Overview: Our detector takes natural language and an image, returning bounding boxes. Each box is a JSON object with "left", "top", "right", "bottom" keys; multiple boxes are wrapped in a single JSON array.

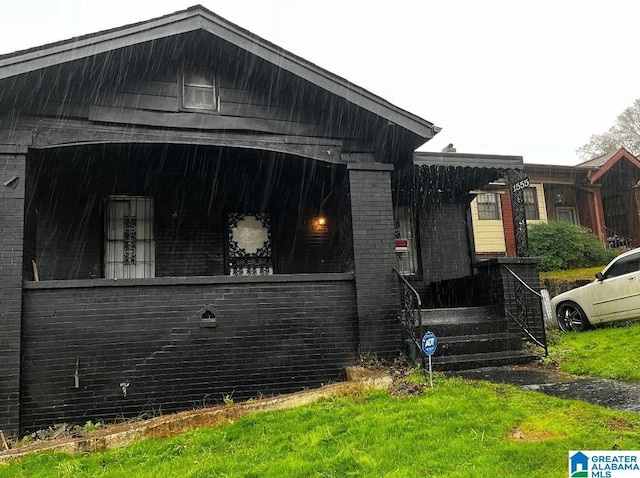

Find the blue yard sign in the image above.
[
  {"left": 421, "top": 331, "right": 438, "bottom": 356},
  {"left": 421, "top": 331, "right": 438, "bottom": 388}
]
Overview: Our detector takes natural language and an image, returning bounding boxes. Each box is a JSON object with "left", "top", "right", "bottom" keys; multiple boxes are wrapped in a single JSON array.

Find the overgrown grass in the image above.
[
  {"left": 539, "top": 266, "right": 603, "bottom": 282},
  {"left": 2, "top": 378, "right": 639, "bottom": 477},
  {"left": 546, "top": 322, "right": 640, "bottom": 381}
]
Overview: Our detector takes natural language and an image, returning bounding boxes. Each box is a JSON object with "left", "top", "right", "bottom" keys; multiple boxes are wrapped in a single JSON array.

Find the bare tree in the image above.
[{"left": 577, "top": 98, "right": 640, "bottom": 160}]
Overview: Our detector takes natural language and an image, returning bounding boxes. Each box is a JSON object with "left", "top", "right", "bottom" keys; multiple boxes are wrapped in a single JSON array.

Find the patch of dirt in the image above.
[
  {"left": 508, "top": 427, "right": 564, "bottom": 442},
  {"left": 606, "top": 417, "right": 636, "bottom": 431},
  {"left": 386, "top": 356, "right": 428, "bottom": 397},
  {"left": 0, "top": 369, "right": 392, "bottom": 462}
]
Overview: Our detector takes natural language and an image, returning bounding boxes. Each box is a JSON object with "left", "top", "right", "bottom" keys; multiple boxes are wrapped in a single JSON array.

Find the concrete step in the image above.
[
  {"left": 434, "top": 332, "right": 523, "bottom": 357},
  {"left": 421, "top": 306, "right": 497, "bottom": 323},
  {"left": 410, "top": 305, "right": 536, "bottom": 371},
  {"left": 421, "top": 306, "right": 507, "bottom": 336}
]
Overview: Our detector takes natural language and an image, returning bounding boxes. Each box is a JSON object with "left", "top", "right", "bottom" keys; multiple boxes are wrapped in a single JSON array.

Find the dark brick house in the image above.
[{"left": 0, "top": 6, "right": 541, "bottom": 436}]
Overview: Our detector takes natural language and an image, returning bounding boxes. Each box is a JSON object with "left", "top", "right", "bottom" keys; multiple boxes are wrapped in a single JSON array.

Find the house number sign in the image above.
[{"left": 511, "top": 176, "right": 530, "bottom": 193}]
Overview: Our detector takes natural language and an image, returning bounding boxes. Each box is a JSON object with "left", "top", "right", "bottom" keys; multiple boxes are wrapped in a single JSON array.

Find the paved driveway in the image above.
[{"left": 451, "top": 366, "right": 640, "bottom": 413}]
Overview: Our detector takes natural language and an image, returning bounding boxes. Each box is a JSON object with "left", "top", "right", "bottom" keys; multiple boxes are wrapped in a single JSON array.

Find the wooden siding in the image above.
[
  {"left": 527, "top": 182, "right": 548, "bottom": 225},
  {"left": 21, "top": 72, "right": 327, "bottom": 137},
  {"left": 470, "top": 197, "right": 506, "bottom": 254},
  {"left": 470, "top": 183, "right": 547, "bottom": 257}
]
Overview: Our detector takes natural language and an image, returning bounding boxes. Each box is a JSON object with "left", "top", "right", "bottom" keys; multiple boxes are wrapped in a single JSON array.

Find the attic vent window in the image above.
[{"left": 181, "top": 68, "right": 218, "bottom": 111}]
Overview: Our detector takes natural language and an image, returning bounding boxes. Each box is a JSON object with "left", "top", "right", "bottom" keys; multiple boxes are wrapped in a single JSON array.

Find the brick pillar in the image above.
[
  {"left": 0, "top": 146, "right": 27, "bottom": 437},
  {"left": 500, "top": 190, "right": 517, "bottom": 257},
  {"left": 347, "top": 163, "right": 401, "bottom": 358}
]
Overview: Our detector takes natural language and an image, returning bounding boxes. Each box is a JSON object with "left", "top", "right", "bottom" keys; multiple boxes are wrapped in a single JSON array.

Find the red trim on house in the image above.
[
  {"left": 587, "top": 186, "right": 606, "bottom": 245},
  {"left": 633, "top": 186, "right": 640, "bottom": 245},
  {"left": 500, "top": 191, "right": 517, "bottom": 257},
  {"left": 587, "top": 148, "right": 640, "bottom": 184}
]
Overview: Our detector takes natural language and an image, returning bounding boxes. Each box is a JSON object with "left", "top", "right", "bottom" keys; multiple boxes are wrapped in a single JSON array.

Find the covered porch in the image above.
[
  {"left": 392, "top": 151, "right": 546, "bottom": 370},
  {"left": 18, "top": 142, "right": 363, "bottom": 433}
]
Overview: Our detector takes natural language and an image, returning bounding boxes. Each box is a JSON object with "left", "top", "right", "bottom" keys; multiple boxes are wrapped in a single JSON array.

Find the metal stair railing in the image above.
[
  {"left": 392, "top": 268, "right": 425, "bottom": 364},
  {"left": 501, "top": 265, "right": 548, "bottom": 356}
]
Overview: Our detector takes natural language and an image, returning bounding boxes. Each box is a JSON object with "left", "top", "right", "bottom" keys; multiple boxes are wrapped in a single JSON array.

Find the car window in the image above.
[{"left": 604, "top": 252, "right": 640, "bottom": 279}]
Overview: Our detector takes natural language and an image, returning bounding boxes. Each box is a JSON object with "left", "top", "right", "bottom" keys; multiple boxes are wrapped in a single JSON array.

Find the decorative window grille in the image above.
[
  {"left": 523, "top": 187, "right": 540, "bottom": 220},
  {"left": 228, "top": 213, "right": 273, "bottom": 276},
  {"left": 182, "top": 68, "right": 218, "bottom": 111},
  {"left": 394, "top": 206, "right": 419, "bottom": 275},
  {"left": 105, "top": 196, "right": 155, "bottom": 279},
  {"left": 476, "top": 193, "right": 501, "bottom": 220}
]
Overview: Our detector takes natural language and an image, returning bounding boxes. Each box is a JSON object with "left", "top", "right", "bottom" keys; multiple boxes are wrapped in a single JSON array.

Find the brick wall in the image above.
[
  {"left": 20, "top": 275, "right": 356, "bottom": 433},
  {"left": 347, "top": 164, "right": 401, "bottom": 358},
  {"left": 0, "top": 149, "right": 26, "bottom": 437},
  {"left": 500, "top": 191, "right": 517, "bottom": 257},
  {"left": 418, "top": 198, "right": 473, "bottom": 282}
]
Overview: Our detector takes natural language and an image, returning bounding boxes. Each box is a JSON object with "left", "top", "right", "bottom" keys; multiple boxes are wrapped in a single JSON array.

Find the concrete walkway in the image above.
[{"left": 450, "top": 365, "right": 640, "bottom": 413}]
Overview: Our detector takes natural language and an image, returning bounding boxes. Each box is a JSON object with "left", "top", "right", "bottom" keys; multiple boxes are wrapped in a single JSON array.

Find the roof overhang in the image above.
[
  {"left": 0, "top": 5, "right": 439, "bottom": 142},
  {"left": 413, "top": 151, "right": 523, "bottom": 170},
  {"left": 411, "top": 152, "right": 523, "bottom": 198}
]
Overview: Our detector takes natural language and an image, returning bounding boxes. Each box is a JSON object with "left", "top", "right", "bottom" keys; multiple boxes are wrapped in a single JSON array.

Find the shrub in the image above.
[{"left": 528, "top": 221, "right": 618, "bottom": 271}]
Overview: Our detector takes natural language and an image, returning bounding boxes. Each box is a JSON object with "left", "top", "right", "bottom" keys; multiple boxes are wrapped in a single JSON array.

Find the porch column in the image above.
[
  {"left": 586, "top": 186, "right": 606, "bottom": 245},
  {"left": 347, "top": 163, "right": 401, "bottom": 358},
  {"left": 0, "top": 145, "right": 27, "bottom": 437},
  {"left": 631, "top": 184, "right": 640, "bottom": 246}
]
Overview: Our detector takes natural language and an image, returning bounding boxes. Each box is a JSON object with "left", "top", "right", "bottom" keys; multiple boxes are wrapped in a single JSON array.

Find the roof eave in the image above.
[{"left": 413, "top": 151, "right": 523, "bottom": 170}]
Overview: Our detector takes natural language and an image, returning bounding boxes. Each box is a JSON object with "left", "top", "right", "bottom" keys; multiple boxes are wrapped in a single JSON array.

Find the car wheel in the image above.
[{"left": 556, "top": 302, "right": 590, "bottom": 332}]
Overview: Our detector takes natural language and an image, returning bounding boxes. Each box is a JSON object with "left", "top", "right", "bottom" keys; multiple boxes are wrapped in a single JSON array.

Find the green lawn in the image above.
[
  {"left": 2, "top": 376, "right": 639, "bottom": 477},
  {"left": 546, "top": 321, "right": 640, "bottom": 381},
  {"left": 539, "top": 266, "right": 603, "bottom": 282}
]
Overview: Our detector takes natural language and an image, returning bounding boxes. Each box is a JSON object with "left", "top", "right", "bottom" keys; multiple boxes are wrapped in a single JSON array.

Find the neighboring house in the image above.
[
  {"left": 471, "top": 182, "right": 547, "bottom": 259},
  {"left": 0, "top": 6, "right": 543, "bottom": 436},
  {"left": 470, "top": 148, "right": 640, "bottom": 258}
]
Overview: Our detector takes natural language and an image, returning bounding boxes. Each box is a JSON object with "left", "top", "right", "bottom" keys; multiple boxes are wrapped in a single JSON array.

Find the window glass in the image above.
[
  {"left": 556, "top": 207, "right": 577, "bottom": 224},
  {"left": 523, "top": 187, "right": 540, "bottom": 220},
  {"left": 476, "top": 193, "right": 501, "bottom": 220},
  {"left": 182, "top": 69, "right": 217, "bottom": 110},
  {"left": 605, "top": 253, "right": 640, "bottom": 279}
]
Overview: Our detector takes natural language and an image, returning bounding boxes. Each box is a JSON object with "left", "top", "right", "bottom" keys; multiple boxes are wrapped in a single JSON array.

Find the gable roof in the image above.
[
  {"left": 583, "top": 148, "right": 640, "bottom": 184},
  {"left": 580, "top": 150, "right": 618, "bottom": 168},
  {"left": 0, "top": 5, "right": 439, "bottom": 143}
]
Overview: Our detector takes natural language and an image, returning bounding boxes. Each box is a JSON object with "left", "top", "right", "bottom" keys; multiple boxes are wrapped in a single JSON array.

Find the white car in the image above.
[{"left": 551, "top": 247, "right": 640, "bottom": 331}]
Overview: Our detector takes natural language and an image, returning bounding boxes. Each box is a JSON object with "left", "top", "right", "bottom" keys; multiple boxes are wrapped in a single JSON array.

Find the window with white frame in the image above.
[
  {"left": 556, "top": 206, "right": 577, "bottom": 224},
  {"left": 105, "top": 196, "right": 155, "bottom": 279},
  {"left": 181, "top": 67, "right": 218, "bottom": 111},
  {"left": 523, "top": 187, "right": 540, "bottom": 220},
  {"left": 476, "top": 193, "right": 501, "bottom": 220}
]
